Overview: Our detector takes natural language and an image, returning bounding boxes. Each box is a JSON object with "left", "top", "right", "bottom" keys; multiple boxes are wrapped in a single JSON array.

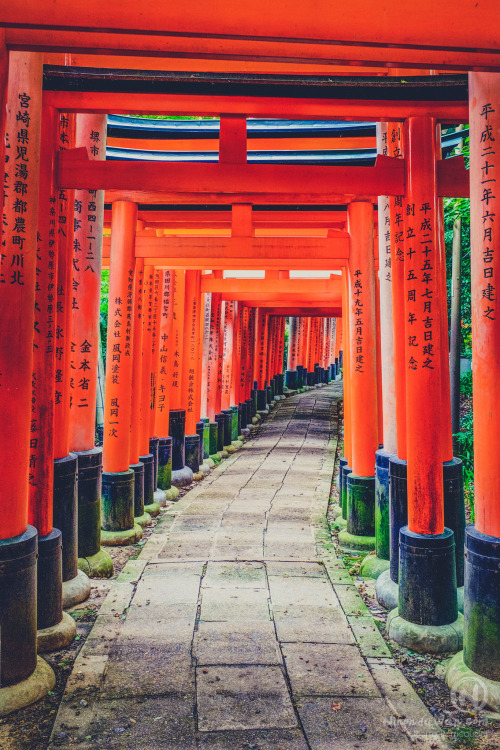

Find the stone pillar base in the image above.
[
  {"left": 387, "top": 608, "right": 464, "bottom": 654},
  {"left": 144, "top": 501, "right": 161, "bottom": 517},
  {"left": 100, "top": 524, "right": 143, "bottom": 547},
  {"left": 171, "top": 466, "right": 194, "bottom": 487},
  {"left": 37, "top": 611, "right": 76, "bottom": 653},
  {"left": 375, "top": 569, "right": 399, "bottom": 611},
  {"left": 0, "top": 657, "right": 55, "bottom": 718},
  {"left": 134, "top": 511, "right": 152, "bottom": 528},
  {"left": 154, "top": 488, "right": 167, "bottom": 506},
  {"left": 62, "top": 569, "right": 91, "bottom": 609},
  {"left": 446, "top": 651, "right": 500, "bottom": 713},
  {"left": 338, "top": 530, "right": 376, "bottom": 553},
  {"left": 360, "top": 554, "right": 390, "bottom": 580},
  {"left": 78, "top": 548, "right": 114, "bottom": 579},
  {"left": 165, "top": 487, "right": 180, "bottom": 502}
]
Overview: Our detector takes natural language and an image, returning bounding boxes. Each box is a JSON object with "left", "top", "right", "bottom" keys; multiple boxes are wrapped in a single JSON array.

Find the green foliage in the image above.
[
  {"left": 444, "top": 195, "right": 471, "bottom": 357},
  {"left": 460, "top": 369, "right": 473, "bottom": 399},
  {"left": 100, "top": 269, "right": 109, "bottom": 366},
  {"left": 454, "top": 410, "right": 474, "bottom": 520}
]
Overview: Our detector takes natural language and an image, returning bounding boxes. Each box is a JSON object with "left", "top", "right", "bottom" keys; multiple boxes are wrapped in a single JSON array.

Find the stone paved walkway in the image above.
[{"left": 49, "top": 385, "right": 447, "bottom": 749}]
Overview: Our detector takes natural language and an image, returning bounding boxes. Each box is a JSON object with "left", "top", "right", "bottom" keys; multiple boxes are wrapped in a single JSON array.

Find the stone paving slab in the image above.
[
  {"left": 282, "top": 643, "right": 380, "bottom": 697},
  {"left": 196, "top": 665, "right": 297, "bottom": 731},
  {"left": 49, "top": 385, "right": 448, "bottom": 750},
  {"left": 194, "top": 621, "right": 281, "bottom": 665}
]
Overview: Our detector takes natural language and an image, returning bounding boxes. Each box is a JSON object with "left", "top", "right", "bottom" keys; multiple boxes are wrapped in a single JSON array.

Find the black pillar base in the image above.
[
  {"left": 37, "top": 529, "right": 63, "bottom": 631},
  {"left": 101, "top": 469, "right": 135, "bottom": 532},
  {"left": 222, "top": 409, "right": 233, "bottom": 446},
  {"left": 169, "top": 409, "right": 186, "bottom": 471},
  {"left": 285, "top": 370, "right": 298, "bottom": 389},
  {"left": 389, "top": 456, "right": 408, "bottom": 584},
  {"left": 149, "top": 437, "right": 159, "bottom": 490},
  {"left": 307, "top": 372, "right": 314, "bottom": 386},
  {"left": 296, "top": 365, "right": 304, "bottom": 388},
  {"left": 399, "top": 526, "right": 458, "bottom": 626},
  {"left": 140, "top": 453, "right": 155, "bottom": 507},
  {"left": 53, "top": 453, "right": 78, "bottom": 583},
  {"left": 256, "top": 389, "right": 267, "bottom": 411},
  {"left": 0, "top": 526, "right": 38, "bottom": 686},
  {"left": 444, "top": 457, "right": 466, "bottom": 588},
  {"left": 185, "top": 434, "right": 200, "bottom": 473},
  {"left": 215, "top": 413, "right": 225, "bottom": 452},
  {"left": 157, "top": 436, "right": 173, "bottom": 490},
  {"left": 266, "top": 385, "right": 272, "bottom": 404},
  {"left": 245, "top": 398, "right": 254, "bottom": 426},
  {"left": 76, "top": 447, "right": 102, "bottom": 560},
  {"left": 463, "top": 525, "right": 500, "bottom": 681},
  {"left": 251, "top": 389, "right": 258, "bottom": 416},
  {"left": 196, "top": 421, "right": 205, "bottom": 465},
  {"left": 131, "top": 462, "right": 145, "bottom": 518},
  {"left": 276, "top": 373, "right": 284, "bottom": 395}
]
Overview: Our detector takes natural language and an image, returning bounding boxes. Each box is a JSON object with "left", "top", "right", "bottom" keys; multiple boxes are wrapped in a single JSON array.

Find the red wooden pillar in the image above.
[
  {"left": 155, "top": 270, "right": 174, "bottom": 490},
  {"left": 28, "top": 105, "right": 75, "bottom": 647},
  {"left": 231, "top": 300, "right": 241, "bottom": 407},
  {"left": 0, "top": 50, "right": 47, "bottom": 694},
  {"left": 254, "top": 308, "right": 268, "bottom": 410},
  {"left": 339, "top": 202, "right": 378, "bottom": 550},
  {"left": 138, "top": 263, "right": 161, "bottom": 513},
  {"left": 68, "top": 113, "right": 111, "bottom": 580},
  {"left": 183, "top": 269, "right": 202, "bottom": 435},
  {"left": 170, "top": 270, "right": 185, "bottom": 410},
  {"left": 389, "top": 124, "right": 407, "bottom": 461},
  {"left": 386, "top": 116, "right": 459, "bottom": 641},
  {"left": 129, "top": 256, "right": 152, "bottom": 526},
  {"left": 182, "top": 270, "right": 203, "bottom": 476},
  {"left": 200, "top": 290, "right": 212, "bottom": 418},
  {"left": 221, "top": 300, "right": 235, "bottom": 411},
  {"left": 101, "top": 201, "right": 141, "bottom": 545},
  {"left": 207, "top": 286, "right": 222, "bottom": 421},
  {"left": 446, "top": 72, "right": 500, "bottom": 687}
]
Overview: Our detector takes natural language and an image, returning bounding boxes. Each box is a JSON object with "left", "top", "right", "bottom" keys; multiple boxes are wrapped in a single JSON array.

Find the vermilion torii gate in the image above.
[{"left": 1, "top": 7, "right": 500, "bottom": 715}]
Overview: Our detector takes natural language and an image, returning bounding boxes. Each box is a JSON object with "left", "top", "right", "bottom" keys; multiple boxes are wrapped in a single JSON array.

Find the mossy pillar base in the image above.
[
  {"left": 338, "top": 474, "right": 375, "bottom": 552},
  {"left": 196, "top": 421, "right": 205, "bottom": 465},
  {"left": 53, "top": 453, "right": 78, "bottom": 583},
  {"left": 0, "top": 527, "right": 38, "bottom": 687},
  {"left": 157, "top": 436, "right": 173, "bottom": 491},
  {"left": 389, "top": 456, "right": 407, "bottom": 584},
  {"left": 443, "top": 457, "right": 466, "bottom": 588},
  {"left": 462, "top": 526, "right": 500, "bottom": 682},
  {"left": 375, "top": 449, "right": 393, "bottom": 562},
  {"left": 230, "top": 405, "right": 239, "bottom": 441},
  {"left": 101, "top": 469, "right": 135, "bottom": 533},
  {"left": 201, "top": 418, "right": 210, "bottom": 459},
  {"left": 0, "top": 656, "right": 55, "bottom": 717},
  {"left": 338, "top": 456, "right": 347, "bottom": 510},
  {"left": 209, "top": 422, "right": 219, "bottom": 457},
  {"left": 341, "top": 464, "right": 352, "bottom": 523}
]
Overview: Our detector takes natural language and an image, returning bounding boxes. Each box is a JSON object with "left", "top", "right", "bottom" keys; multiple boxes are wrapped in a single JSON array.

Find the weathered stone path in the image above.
[{"left": 49, "top": 385, "right": 447, "bottom": 749}]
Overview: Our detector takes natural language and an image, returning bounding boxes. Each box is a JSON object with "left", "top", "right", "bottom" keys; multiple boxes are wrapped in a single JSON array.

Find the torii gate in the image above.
[{"left": 1, "top": 19, "right": 500, "bottom": 716}]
